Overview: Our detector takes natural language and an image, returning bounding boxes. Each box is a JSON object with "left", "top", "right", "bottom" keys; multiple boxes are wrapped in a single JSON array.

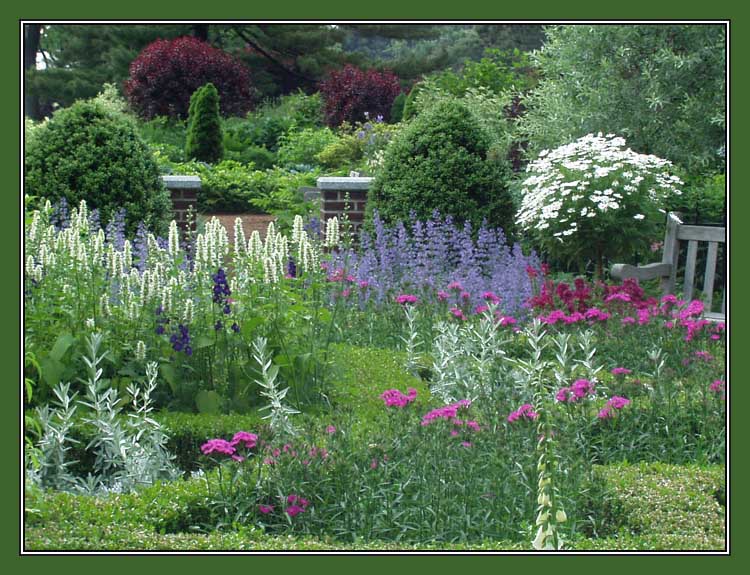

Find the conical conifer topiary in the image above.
[{"left": 185, "top": 83, "right": 224, "bottom": 163}]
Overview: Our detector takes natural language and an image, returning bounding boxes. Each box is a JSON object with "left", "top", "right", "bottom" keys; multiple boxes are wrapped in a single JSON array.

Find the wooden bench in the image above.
[{"left": 611, "top": 212, "right": 726, "bottom": 321}]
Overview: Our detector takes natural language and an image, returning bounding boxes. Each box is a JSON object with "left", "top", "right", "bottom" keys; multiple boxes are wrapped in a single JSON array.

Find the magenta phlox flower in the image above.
[
  {"left": 230, "top": 431, "right": 258, "bottom": 450},
  {"left": 381, "top": 387, "right": 418, "bottom": 408},
  {"left": 497, "top": 315, "right": 517, "bottom": 326},
  {"left": 201, "top": 438, "right": 237, "bottom": 457},
  {"left": 605, "top": 292, "right": 632, "bottom": 303},
  {"left": 437, "top": 290, "right": 450, "bottom": 301},
  {"left": 447, "top": 281, "right": 464, "bottom": 291},
  {"left": 326, "top": 425, "right": 337, "bottom": 434},
  {"left": 694, "top": 351, "right": 714, "bottom": 362},
  {"left": 621, "top": 316, "right": 636, "bottom": 326},
  {"left": 539, "top": 309, "right": 567, "bottom": 325},
  {"left": 507, "top": 403, "right": 539, "bottom": 423},
  {"left": 395, "top": 294, "right": 418, "bottom": 305},
  {"left": 286, "top": 505, "right": 305, "bottom": 517},
  {"left": 258, "top": 504, "right": 274, "bottom": 514},
  {"left": 421, "top": 399, "right": 472, "bottom": 425},
  {"left": 611, "top": 367, "right": 632, "bottom": 376},
  {"left": 564, "top": 311, "right": 585, "bottom": 324},
  {"left": 571, "top": 379, "right": 593, "bottom": 398},
  {"left": 678, "top": 300, "right": 705, "bottom": 320},
  {"left": 709, "top": 379, "right": 725, "bottom": 395},
  {"left": 637, "top": 308, "right": 651, "bottom": 325},
  {"left": 556, "top": 379, "right": 593, "bottom": 403},
  {"left": 482, "top": 291, "right": 501, "bottom": 304},
  {"left": 475, "top": 304, "right": 489, "bottom": 315},
  {"left": 284, "top": 494, "right": 310, "bottom": 516},
  {"left": 598, "top": 395, "right": 631, "bottom": 419},
  {"left": 450, "top": 307, "right": 467, "bottom": 321}
]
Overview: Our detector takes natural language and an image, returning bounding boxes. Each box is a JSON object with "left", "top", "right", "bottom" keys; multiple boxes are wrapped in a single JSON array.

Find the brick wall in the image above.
[
  {"left": 162, "top": 175, "right": 200, "bottom": 232},
  {"left": 317, "top": 177, "right": 373, "bottom": 233}
]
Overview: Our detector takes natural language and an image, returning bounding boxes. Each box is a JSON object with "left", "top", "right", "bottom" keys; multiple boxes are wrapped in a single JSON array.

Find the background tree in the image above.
[
  {"left": 185, "top": 83, "right": 224, "bottom": 163},
  {"left": 125, "top": 36, "right": 254, "bottom": 119},
  {"left": 25, "top": 24, "right": 547, "bottom": 118},
  {"left": 518, "top": 24, "right": 726, "bottom": 177}
]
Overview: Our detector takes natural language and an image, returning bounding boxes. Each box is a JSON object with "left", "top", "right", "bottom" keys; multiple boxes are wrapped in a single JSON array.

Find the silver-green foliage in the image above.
[
  {"left": 430, "top": 307, "right": 508, "bottom": 402},
  {"left": 519, "top": 24, "right": 726, "bottom": 174},
  {"left": 252, "top": 336, "right": 300, "bottom": 437},
  {"left": 31, "top": 333, "right": 179, "bottom": 494}
]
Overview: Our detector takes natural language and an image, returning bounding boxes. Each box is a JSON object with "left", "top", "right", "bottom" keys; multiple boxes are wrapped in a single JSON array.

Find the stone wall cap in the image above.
[
  {"left": 162, "top": 175, "right": 202, "bottom": 188},
  {"left": 317, "top": 177, "right": 373, "bottom": 190}
]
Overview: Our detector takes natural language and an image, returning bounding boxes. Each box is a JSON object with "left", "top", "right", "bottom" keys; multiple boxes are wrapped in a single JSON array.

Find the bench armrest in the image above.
[{"left": 610, "top": 262, "right": 673, "bottom": 282}]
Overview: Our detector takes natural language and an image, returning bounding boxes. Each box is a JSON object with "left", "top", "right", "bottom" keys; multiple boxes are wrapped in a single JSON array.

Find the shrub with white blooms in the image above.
[{"left": 517, "top": 133, "right": 683, "bottom": 275}]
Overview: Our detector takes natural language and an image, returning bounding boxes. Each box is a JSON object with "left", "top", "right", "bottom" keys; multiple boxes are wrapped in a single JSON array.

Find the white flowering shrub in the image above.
[{"left": 517, "top": 133, "right": 683, "bottom": 274}]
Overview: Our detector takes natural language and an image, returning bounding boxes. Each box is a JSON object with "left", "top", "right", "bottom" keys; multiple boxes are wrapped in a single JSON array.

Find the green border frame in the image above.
[{"left": 4, "top": 2, "right": 741, "bottom": 571}]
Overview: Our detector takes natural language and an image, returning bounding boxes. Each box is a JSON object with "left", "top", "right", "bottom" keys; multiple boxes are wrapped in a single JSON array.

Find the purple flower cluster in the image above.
[
  {"left": 611, "top": 367, "right": 632, "bottom": 376},
  {"left": 381, "top": 387, "right": 418, "bottom": 407},
  {"left": 285, "top": 494, "right": 310, "bottom": 517},
  {"left": 507, "top": 403, "right": 539, "bottom": 423},
  {"left": 104, "top": 208, "right": 127, "bottom": 250},
  {"left": 212, "top": 268, "right": 232, "bottom": 313},
  {"left": 200, "top": 431, "right": 259, "bottom": 462},
  {"left": 395, "top": 294, "right": 419, "bottom": 305},
  {"left": 598, "top": 396, "right": 631, "bottom": 419},
  {"left": 556, "top": 379, "right": 595, "bottom": 403},
  {"left": 170, "top": 324, "right": 192, "bottom": 356},
  {"left": 330, "top": 211, "right": 539, "bottom": 317},
  {"left": 421, "top": 399, "right": 472, "bottom": 426}
]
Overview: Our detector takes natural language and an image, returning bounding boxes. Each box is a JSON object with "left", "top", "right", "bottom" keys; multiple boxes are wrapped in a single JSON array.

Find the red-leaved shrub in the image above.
[
  {"left": 125, "top": 36, "right": 253, "bottom": 119},
  {"left": 319, "top": 65, "right": 401, "bottom": 126}
]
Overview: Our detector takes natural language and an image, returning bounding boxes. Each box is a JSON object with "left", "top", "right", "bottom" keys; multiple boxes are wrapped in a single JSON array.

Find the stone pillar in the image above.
[
  {"left": 162, "top": 175, "right": 201, "bottom": 232},
  {"left": 316, "top": 177, "right": 373, "bottom": 233}
]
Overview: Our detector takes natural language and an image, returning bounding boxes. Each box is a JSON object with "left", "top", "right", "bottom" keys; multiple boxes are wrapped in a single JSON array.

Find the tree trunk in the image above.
[
  {"left": 193, "top": 24, "right": 210, "bottom": 42},
  {"left": 24, "top": 24, "right": 42, "bottom": 119}
]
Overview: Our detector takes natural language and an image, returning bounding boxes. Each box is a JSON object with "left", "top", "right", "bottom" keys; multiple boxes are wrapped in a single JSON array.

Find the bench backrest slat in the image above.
[
  {"left": 683, "top": 240, "right": 699, "bottom": 301},
  {"left": 677, "top": 224, "right": 725, "bottom": 243},
  {"left": 703, "top": 241, "right": 719, "bottom": 311},
  {"left": 661, "top": 212, "right": 681, "bottom": 295}
]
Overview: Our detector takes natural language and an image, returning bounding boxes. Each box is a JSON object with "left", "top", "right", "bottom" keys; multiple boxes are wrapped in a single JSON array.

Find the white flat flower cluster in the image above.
[{"left": 517, "top": 133, "right": 683, "bottom": 243}]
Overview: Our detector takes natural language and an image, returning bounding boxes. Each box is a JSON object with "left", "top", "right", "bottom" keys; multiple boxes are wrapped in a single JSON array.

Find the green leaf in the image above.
[
  {"left": 49, "top": 333, "right": 75, "bottom": 362},
  {"left": 195, "top": 390, "right": 222, "bottom": 414},
  {"left": 193, "top": 336, "right": 215, "bottom": 350},
  {"left": 40, "top": 357, "right": 65, "bottom": 388},
  {"left": 160, "top": 363, "right": 177, "bottom": 395}
]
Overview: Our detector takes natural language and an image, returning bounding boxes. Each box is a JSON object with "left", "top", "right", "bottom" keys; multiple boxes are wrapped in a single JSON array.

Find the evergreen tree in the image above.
[{"left": 185, "top": 83, "right": 224, "bottom": 163}]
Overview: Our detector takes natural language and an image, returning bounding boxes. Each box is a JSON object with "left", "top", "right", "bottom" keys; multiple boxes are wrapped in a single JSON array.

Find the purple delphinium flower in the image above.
[{"left": 169, "top": 324, "right": 192, "bottom": 356}]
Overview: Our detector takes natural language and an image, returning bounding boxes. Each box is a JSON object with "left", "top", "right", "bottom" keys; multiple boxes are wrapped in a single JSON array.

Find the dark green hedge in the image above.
[{"left": 25, "top": 462, "right": 725, "bottom": 551}]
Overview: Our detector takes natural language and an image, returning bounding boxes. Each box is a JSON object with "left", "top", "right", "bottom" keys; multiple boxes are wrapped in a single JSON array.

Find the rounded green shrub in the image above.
[
  {"left": 389, "top": 92, "right": 406, "bottom": 124},
  {"left": 367, "top": 99, "right": 515, "bottom": 235},
  {"left": 25, "top": 100, "right": 172, "bottom": 235},
  {"left": 185, "top": 83, "right": 224, "bottom": 164}
]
